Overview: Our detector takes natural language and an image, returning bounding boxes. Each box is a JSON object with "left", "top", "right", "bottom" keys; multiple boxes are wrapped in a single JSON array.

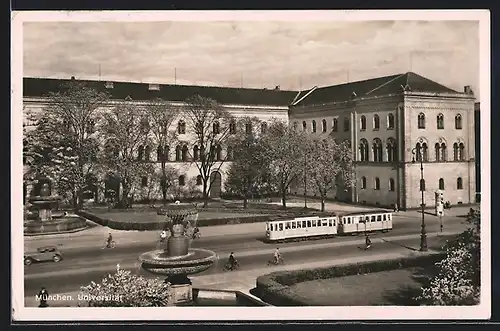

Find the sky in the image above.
[{"left": 23, "top": 20, "right": 480, "bottom": 96}]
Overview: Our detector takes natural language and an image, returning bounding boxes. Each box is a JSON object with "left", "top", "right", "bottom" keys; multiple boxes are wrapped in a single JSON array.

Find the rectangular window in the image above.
[
  {"left": 286, "top": 222, "right": 291, "bottom": 229},
  {"left": 279, "top": 223, "right": 283, "bottom": 231}
]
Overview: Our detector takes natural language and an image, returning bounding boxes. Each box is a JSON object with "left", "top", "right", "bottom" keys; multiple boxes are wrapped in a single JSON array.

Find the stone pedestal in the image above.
[{"left": 170, "top": 283, "right": 193, "bottom": 305}]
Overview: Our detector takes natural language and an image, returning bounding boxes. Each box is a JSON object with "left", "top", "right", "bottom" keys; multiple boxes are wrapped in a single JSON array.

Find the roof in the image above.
[
  {"left": 292, "top": 72, "right": 461, "bottom": 107},
  {"left": 23, "top": 77, "right": 299, "bottom": 107}
]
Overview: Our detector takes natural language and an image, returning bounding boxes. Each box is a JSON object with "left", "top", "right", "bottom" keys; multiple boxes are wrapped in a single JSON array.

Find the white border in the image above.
[{"left": 11, "top": 10, "right": 491, "bottom": 321}]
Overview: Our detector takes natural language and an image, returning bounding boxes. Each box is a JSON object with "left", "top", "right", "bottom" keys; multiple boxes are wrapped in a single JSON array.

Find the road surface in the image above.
[{"left": 24, "top": 218, "right": 466, "bottom": 295}]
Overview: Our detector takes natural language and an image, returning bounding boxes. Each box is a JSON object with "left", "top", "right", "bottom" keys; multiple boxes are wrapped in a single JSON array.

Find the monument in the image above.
[
  {"left": 25, "top": 182, "right": 88, "bottom": 234},
  {"left": 139, "top": 202, "right": 217, "bottom": 305}
]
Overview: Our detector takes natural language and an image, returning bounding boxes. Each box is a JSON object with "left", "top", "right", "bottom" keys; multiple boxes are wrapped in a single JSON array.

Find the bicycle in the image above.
[
  {"left": 267, "top": 256, "right": 284, "bottom": 266},
  {"left": 223, "top": 260, "right": 240, "bottom": 271},
  {"left": 102, "top": 240, "right": 116, "bottom": 249}
]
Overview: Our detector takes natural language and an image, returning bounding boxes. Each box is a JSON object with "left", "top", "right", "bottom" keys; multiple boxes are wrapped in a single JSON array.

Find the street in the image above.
[{"left": 23, "top": 212, "right": 469, "bottom": 298}]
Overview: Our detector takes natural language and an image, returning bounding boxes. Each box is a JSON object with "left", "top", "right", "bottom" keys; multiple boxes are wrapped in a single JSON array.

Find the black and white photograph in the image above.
[{"left": 11, "top": 10, "right": 490, "bottom": 321}]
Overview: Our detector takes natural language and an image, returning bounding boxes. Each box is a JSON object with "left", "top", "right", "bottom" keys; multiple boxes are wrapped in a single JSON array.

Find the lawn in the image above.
[{"left": 284, "top": 266, "right": 436, "bottom": 306}]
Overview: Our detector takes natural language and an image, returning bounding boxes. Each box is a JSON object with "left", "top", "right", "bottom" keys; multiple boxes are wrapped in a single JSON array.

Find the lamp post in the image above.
[{"left": 411, "top": 147, "right": 428, "bottom": 252}]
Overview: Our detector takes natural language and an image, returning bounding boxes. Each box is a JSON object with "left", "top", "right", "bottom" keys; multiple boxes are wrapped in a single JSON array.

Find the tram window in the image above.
[
  {"left": 297, "top": 221, "right": 301, "bottom": 228},
  {"left": 383, "top": 215, "right": 386, "bottom": 221},
  {"left": 311, "top": 220, "right": 316, "bottom": 227},
  {"left": 291, "top": 221, "right": 296, "bottom": 229},
  {"left": 323, "top": 220, "right": 328, "bottom": 226},
  {"left": 377, "top": 215, "right": 382, "bottom": 222},
  {"left": 365, "top": 217, "right": 369, "bottom": 223},
  {"left": 371, "top": 216, "right": 376, "bottom": 222},
  {"left": 278, "top": 223, "right": 283, "bottom": 231},
  {"left": 328, "top": 219, "right": 332, "bottom": 227},
  {"left": 307, "top": 221, "right": 311, "bottom": 227},
  {"left": 286, "top": 222, "right": 291, "bottom": 229},
  {"left": 303, "top": 221, "right": 307, "bottom": 228}
]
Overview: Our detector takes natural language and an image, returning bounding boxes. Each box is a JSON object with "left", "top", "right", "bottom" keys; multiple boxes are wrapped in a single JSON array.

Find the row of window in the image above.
[
  {"left": 417, "top": 113, "right": 463, "bottom": 130},
  {"left": 177, "top": 120, "right": 267, "bottom": 135},
  {"left": 418, "top": 178, "right": 464, "bottom": 191},
  {"left": 359, "top": 138, "right": 397, "bottom": 162},
  {"left": 414, "top": 142, "right": 467, "bottom": 162},
  {"left": 359, "top": 177, "right": 465, "bottom": 191},
  {"left": 141, "top": 174, "right": 203, "bottom": 187},
  {"left": 293, "top": 117, "right": 350, "bottom": 133},
  {"left": 137, "top": 144, "right": 232, "bottom": 162}
]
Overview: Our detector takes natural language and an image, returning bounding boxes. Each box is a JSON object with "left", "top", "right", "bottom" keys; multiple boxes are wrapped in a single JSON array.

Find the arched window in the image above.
[
  {"left": 312, "top": 120, "right": 317, "bottom": 133},
  {"left": 360, "top": 116, "right": 367, "bottom": 131},
  {"left": 213, "top": 121, "right": 220, "bottom": 134},
  {"left": 440, "top": 143, "right": 447, "bottom": 161},
  {"left": 389, "top": 178, "right": 395, "bottom": 191},
  {"left": 261, "top": 122, "right": 268, "bottom": 134},
  {"left": 177, "top": 120, "right": 186, "bottom": 134},
  {"left": 386, "top": 138, "right": 397, "bottom": 162},
  {"left": 457, "top": 177, "right": 463, "bottom": 190},
  {"left": 196, "top": 175, "right": 202, "bottom": 186},
  {"left": 178, "top": 175, "right": 185, "bottom": 186},
  {"left": 373, "top": 114, "right": 380, "bottom": 130},
  {"left": 374, "top": 177, "right": 380, "bottom": 190},
  {"left": 144, "top": 145, "right": 151, "bottom": 161},
  {"left": 455, "top": 114, "right": 462, "bottom": 130},
  {"left": 141, "top": 176, "right": 148, "bottom": 187},
  {"left": 157, "top": 145, "right": 163, "bottom": 162},
  {"left": 435, "top": 143, "right": 441, "bottom": 162},
  {"left": 387, "top": 113, "right": 395, "bottom": 129},
  {"left": 459, "top": 143, "right": 465, "bottom": 161},
  {"left": 215, "top": 145, "right": 222, "bottom": 161},
  {"left": 226, "top": 146, "right": 233, "bottom": 161},
  {"left": 453, "top": 143, "right": 459, "bottom": 161},
  {"left": 420, "top": 179, "right": 426, "bottom": 191},
  {"left": 359, "top": 139, "right": 369, "bottom": 161},
  {"left": 302, "top": 121, "right": 307, "bottom": 131},
  {"left": 137, "top": 146, "right": 144, "bottom": 161},
  {"left": 245, "top": 123, "right": 252, "bottom": 134},
  {"left": 193, "top": 145, "right": 199, "bottom": 161},
  {"left": 418, "top": 113, "right": 426, "bottom": 129},
  {"left": 229, "top": 120, "right": 237, "bottom": 134},
  {"left": 321, "top": 119, "right": 327, "bottom": 132},
  {"left": 181, "top": 145, "right": 188, "bottom": 161},
  {"left": 344, "top": 117, "right": 350, "bottom": 132},
  {"left": 415, "top": 143, "right": 422, "bottom": 162},
  {"left": 372, "top": 138, "right": 383, "bottom": 162},
  {"left": 332, "top": 118, "right": 338, "bottom": 132},
  {"left": 439, "top": 178, "right": 445, "bottom": 190},
  {"left": 361, "top": 176, "right": 367, "bottom": 189},
  {"left": 175, "top": 145, "right": 181, "bottom": 161},
  {"left": 437, "top": 114, "right": 444, "bottom": 129},
  {"left": 422, "top": 143, "right": 428, "bottom": 162}
]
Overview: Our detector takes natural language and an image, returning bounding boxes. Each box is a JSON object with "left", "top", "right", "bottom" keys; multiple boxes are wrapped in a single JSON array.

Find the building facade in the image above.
[
  {"left": 23, "top": 72, "right": 477, "bottom": 208},
  {"left": 288, "top": 72, "right": 476, "bottom": 209}
]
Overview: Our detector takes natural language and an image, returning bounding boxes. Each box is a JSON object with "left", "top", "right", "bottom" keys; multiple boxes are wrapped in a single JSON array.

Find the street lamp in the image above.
[{"left": 411, "top": 147, "right": 428, "bottom": 252}]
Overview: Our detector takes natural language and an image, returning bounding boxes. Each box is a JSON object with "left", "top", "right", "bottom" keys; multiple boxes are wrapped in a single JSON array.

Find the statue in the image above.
[{"left": 40, "top": 183, "right": 51, "bottom": 197}]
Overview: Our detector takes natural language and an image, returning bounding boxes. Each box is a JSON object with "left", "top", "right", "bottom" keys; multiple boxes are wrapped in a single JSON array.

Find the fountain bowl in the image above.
[{"left": 139, "top": 248, "right": 217, "bottom": 276}]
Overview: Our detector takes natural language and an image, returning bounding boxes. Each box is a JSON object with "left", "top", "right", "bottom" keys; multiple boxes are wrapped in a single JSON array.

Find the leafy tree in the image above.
[
  {"left": 143, "top": 98, "right": 179, "bottom": 205},
  {"left": 98, "top": 97, "right": 155, "bottom": 208},
  {"left": 224, "top": 117, "right": 267, "bottom": 208},
  {"left": 416, "top": 209, "right": 481, "bottom": 305},
  {"left": 304, "top": 137, "right": 355, "bottom": 211},
  {"left": 23, "top": 81, "right": 108, "bottom": 209},
  {"left": 182, "top": 95, "right": 234, "bottom": 207},
  {"left": 260, "top": 119, "right": 306, "bottom": 208},
  {"left": 79, "top": 265, "right": 172, "bottom": 307}
]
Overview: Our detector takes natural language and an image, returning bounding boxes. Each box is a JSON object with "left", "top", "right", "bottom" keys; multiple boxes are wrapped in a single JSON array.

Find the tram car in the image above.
[{"left": 265, "top": 210, "right": 393, "bottom": 242}]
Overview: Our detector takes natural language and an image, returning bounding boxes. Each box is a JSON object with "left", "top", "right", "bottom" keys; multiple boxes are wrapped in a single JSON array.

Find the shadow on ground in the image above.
[{"left": 382, "top": 265, "right": 437, "bottom": 305}]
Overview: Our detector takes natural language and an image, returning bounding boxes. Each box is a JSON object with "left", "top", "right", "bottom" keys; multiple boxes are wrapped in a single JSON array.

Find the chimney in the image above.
[
  {"left": 275, "top": 85, "right": 280, "bottom": 90},
  {"left": 464, "top": 85, "right": 473, "bottom": 95},
  {"left": 71, "top": 76, "right": 75, "bottom": 80}
]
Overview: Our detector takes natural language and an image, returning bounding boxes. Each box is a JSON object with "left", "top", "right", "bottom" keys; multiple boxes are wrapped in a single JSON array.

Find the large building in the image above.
[{"left": 22, "top": 72, "right": 477, "bottom": 209}]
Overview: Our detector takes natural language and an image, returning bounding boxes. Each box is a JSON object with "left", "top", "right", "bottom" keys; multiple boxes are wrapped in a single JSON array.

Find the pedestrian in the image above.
[
  {"left": 393, "top": 203, "right": 399, "bottom": 212},
  {"left": 38, "top": 287, "right": 49, "bottom": 308}
]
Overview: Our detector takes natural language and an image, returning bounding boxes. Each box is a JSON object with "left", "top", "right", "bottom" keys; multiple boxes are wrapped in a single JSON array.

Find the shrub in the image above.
[{"left": 78, "top": 265, "right": 172, "bottom": 307}]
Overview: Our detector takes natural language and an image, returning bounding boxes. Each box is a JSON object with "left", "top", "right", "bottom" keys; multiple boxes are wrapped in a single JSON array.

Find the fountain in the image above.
[
  {"left": 139, "top": 202, "right": 217, "bottom": 305},
  {"left": 24, "top": 182, "right": 88, "bottom": 234}
]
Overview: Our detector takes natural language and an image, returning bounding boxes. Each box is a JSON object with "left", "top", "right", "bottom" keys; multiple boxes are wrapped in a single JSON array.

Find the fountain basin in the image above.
[
  {"left": 139, "top": 248, "right": 217, "bottom": 276},
  {"left": 24, "top": 216, "right": 88, "bottom": 235}
]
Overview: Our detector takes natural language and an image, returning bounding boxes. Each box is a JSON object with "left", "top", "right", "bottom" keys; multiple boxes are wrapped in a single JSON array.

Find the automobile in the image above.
[{"left": 24, "top": 246, "right": 63, "bottom": 266}]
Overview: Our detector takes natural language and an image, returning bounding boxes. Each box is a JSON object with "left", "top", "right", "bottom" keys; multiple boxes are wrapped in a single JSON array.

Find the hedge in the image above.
[{"left": 255, "top": 252, "right": 446, "bottom": 306}]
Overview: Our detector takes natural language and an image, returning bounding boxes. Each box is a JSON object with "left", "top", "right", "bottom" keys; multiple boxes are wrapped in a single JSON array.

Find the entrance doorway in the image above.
[{"left": 209, "top": 171, "right": 222, "bottom": 198}]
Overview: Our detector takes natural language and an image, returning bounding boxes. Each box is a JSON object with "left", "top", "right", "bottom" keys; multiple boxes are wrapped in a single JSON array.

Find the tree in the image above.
[
  {"left": 304, "top": 137, "right": 355, "bottom": 212},
  {"left": 260, "top": 119, "right": 306, "bottom": 208},
  {"left": 98, "top": 97, "right": 154, "bottom": 208},
  {"left": 79, "top": 264, "right": 172, "bottom": 307},
  {"left": 182, "top": 95, "right": 234, "bottom": 207},
  {"left": 23, "top": 81, "right": 108, "bottom": 209},
  {"left": 224, "top": 117, "right": 267, "bottom": 208},
  {"left": 416, "top": 209, "right": 481, "bottom": 305},
  {"left": 143, "top": 98, "right": 179, "bottom": 205}
]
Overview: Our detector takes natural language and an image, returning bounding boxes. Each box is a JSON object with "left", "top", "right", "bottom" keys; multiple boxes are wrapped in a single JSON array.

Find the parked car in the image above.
[{"left": 24, "top": 246, "right": 63, "bottom": 266}]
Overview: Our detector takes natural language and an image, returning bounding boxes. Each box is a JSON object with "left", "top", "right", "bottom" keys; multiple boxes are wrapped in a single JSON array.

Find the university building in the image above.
[{"left": 23, "top": 72, "right": 477, "bottom": 209}]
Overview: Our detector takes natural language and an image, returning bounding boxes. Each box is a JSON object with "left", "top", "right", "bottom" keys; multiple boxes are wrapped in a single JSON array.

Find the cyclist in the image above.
[
  {"left": 227, "top": 252, "right": 238, "bottom": 270},
  {"left": 160, "top": 230, "right": 168, "bottom": 242},
  {"left": 192, "top": 227, "right": 200, "bottom": 239},
  {"left": 105, "top": 232, "right": 113, "bottom": 248},
  {"left": 273, "top": 248, "right": 282, "bottom": 264}
]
